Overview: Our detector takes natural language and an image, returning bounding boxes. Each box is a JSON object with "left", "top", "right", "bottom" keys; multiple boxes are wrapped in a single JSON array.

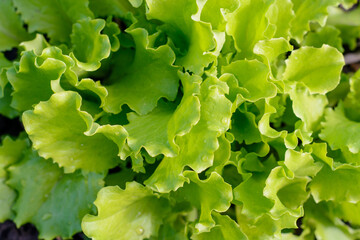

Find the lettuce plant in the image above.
[{"left": 0, "top": 0, "right": 360, "bottom": 239}]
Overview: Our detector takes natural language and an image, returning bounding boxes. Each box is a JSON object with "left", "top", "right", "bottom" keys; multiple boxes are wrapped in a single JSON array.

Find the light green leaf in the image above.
[
  {"left": 320, "top": 103, "right": 360, "bottom": 154},
  {"left": 225, "top": 0, "right": 274, "bottom": 57},
  {"left": 0, "top": 136, "right": 28, "bottom": 178},
  {"left": 344, "top": 70, "right": 360, "bottom": 122},
  {"left": 103, "top": 18, "right": 121, "bottom": 52},
  {"left": 174, "top": 171, "right": 233, "bottom": 232},
  {"left": 104, "top": 28, "right": 179, "bottom": 115},
  {"left": 254, "top": 38, "right": 293, "bottom": 64},
  {"left": 70, "top": 18, "right": 111, "bottom": 71},
  {"left": 264, "top": 166, "right": 309, "bottom": 224},
  {"left": 222, "top": 59, "right": 277, "bottom": 102},
  {"left": 6, "top": 47, "right": 69, "bottom": 111},
  {"left": 303, "top": 26, "right": 344, "bottom": 52},
  {"left": 125, "top": 101, "right": 177, "bottom": 157},
  {"left": 146, "top": 0, "right": 216, "bottom": 74},
  {"left": 289, "top": 84, "right": 328, "bottom": 132},
  {"left": 236, "top": 209, "right": 282, "bottom": 240},
  {"left": 82, "top": 182, "right": 171, "bottom": 240},
  {"left": 284, "top": 149, "right": 322, "bottom": 178},
  {"left": 192, "top": 212, "right": 248, "bottom": 240},
  {"left": 89, "top": 0, "right": 136, "bottom": 18},
  {"left": 283, "top": 45, "right": 344, "bottom": 94},
  {"left": 331, "top": 201, "right": 360, "bottom": 227},
  {"left": 73, "top": 78, "right": 108, "bottom": 109},
  {"left": 266, "top": 0, "right": 294, "bottom": 39},
  {"left": 0, "top": 0, "right": 32, "bottom": 51},
  {"left": 145, "top": 76, "right": 232, "bottom": 193},
  {"left": 22, "top": 91, "right": 128, "bottom": 173},
  {"left": 310, "top": 163, "right": 360, "bottom": 203},
  {"left": 304, "top": 142, "right": 333, "bottom": 167},
  {"left": 13, "top": 0, "right": 93, "bottom": 42},
  {"left": 234, "top": 171, "right": 274, "bottom": 219},
  {"left": 302, "top": 198, "right": 355, "bottom": 240},
  {"left": 200, "top": 0, "right": 240, "bottom": 31},
  {"left": 19, "top": 34, "right": 50, "bottom": 55},
  {"left": 124, "top": 72, "right": 201, "bottom": 158},
  {"left": 207, "top": 133, "right": 233, "bottom": 174},
  {"left": 290, "top": 0, "right": 340, "bottom": 41},
  {"left": 129, "top": 0, "right": 143, "bottom": 8},
  {"left": 258, "top": 97, "right": 301, "bottom": 149}
]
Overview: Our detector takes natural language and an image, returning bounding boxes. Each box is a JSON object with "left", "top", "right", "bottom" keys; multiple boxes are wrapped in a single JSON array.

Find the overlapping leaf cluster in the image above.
[{"left": 0, "top": 0, "right": 360, "bottom": 239}]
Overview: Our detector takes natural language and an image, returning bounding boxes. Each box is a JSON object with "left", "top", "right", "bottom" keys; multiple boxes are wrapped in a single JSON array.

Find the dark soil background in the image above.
[{"left": 0, "top": 221, "right": 88, "bottom": 240}]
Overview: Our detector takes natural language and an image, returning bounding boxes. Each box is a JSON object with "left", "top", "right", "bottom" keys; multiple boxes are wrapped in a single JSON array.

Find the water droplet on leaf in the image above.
[
  {"left": 221, "top": 117, "right": 229, "bottom": 125},
  {"left": 136, "top": 227, "right": 144, "bottom": 235}
]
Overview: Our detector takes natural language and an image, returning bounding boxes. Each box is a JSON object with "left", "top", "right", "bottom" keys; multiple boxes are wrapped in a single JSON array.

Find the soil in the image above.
[{"left": 0, "top": 220, "right": 88, "bottom": 240}]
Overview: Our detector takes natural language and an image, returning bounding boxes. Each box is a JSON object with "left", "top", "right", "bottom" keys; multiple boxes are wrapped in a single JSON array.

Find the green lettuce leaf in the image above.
[
  {"left": 288, "top": 84, "right": 328, "bottom": 132},
  {"left": 7, "top": 149, "right": 62, "bottom": 226},
  {"left": 22, "top": 91, "right": 128, "bottom": 173},
  {"left": 253, "top": 38, "right": 293, "bottom": 65},
  {"left": 301, "top": 198, "right": 356, "bottom": 240},
  {"left": 221, "top": 59, "right": 277, "bottom": 102},
  {"left": 7, "top": 148, "right": 103, "bottom": 239},
  {"left": 327, "top": 6, "right": 360, "bottom": 50},
  {"left": 0, "top": 0, "right": 32, "bottom": 51},
  {"left": 6, "top": 47, "right": 68, "bottom": 111},
  {"left": 124, "top": 72, "right": 201, "bottom": 158},
  {"left": 200, "top": 0, "right": 240, "bottom": 31},
  {"left": 0, "top": 80, "right": 19, "bottom": 118},
  {"left": 283, "top": 45, "right": 344, "bottom": 94},
  {"left": 82, "top": 182, "right": 171, "bottom": 240},
  {"left": 124, "top": 101, "right": 178, "bottom": 158},
  {"left": 303, "top": 26, "right": 344, "bottom": 52},
  {"left": 320, "top": 103, "right": 360, "bottom": 154},
  {"left": 145, "top": 0, "right": 216, "bottom": 74},
  {"left": 103, "top": 18, "right": 121, "bottom": 52},
  {"left": 70, "top": 18, "right": 111, "bottom": 71},
  {"left": 0, "top": 136, "right": 28, "bottom": 178},
  {"left": 88, "top": 0, "right": 136, "bottom": 18},
  {"left": 225, "top": 0, "right": 274, "bottom": 58},
  {"left": 145, "top": 76, "right": 232, "bottom": 193},
  {"left": 104, "top": 28, "right": 179, "bottom": 115},
  {"left": 266, "top": 0, "right": 294, "bottom": 39},
  {"left": 13, "top": 0, "right": 93, "bottom": 42},
  {"left": 310, "top": 163, "right": 360, "bottom": 203},
  {"left": 0, "top": 179, "right": 15, "bottom": 222},
  {"left": 230, "top": 110, "right": 262, "bottom": 145},
  {"left": 0, "top": 136, "right": 28, "bottom": 221},
  {"left": 233, "top": 156, "right": 274, "bottom": 220},
  {"left": 192, "top": 212, "right": 247, "bottom": 240},
  {"left": 343, "top": 69, "right": 360, "bottom": 122},
  {"left": 19, "top": 34, "right": 50, "bottom": 55},
  {"left": 173, "top": 171, "right": 233, "bottom": 232},
  {"left": 290, "top": 0, "right": 340, "bottom": 41}
]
